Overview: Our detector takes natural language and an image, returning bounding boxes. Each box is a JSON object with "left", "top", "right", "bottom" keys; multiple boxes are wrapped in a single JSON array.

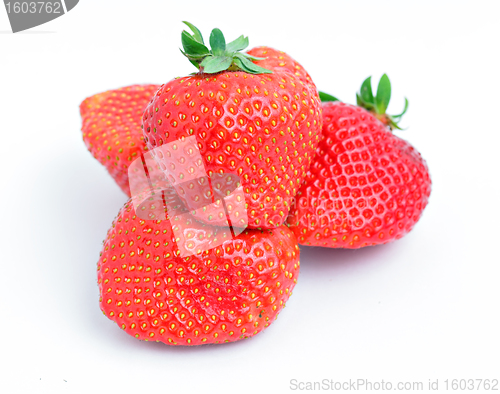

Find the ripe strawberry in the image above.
[
  {"left": 80, "top": 84, "right": 160, "bottom": 195},
  {"left": 142, "top": 23, "right": 322, "bottom": 229},
  {"left": 287, "top": 75, "right": 431, "bottom": 248},
  {"left": 97, "top": 200, "right": 300, "bottom": 346}
]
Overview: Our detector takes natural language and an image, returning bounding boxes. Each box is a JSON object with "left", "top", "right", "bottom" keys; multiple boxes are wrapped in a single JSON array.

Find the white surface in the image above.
[{"left": 1, "top": 1, "right": 499, "bottom": 393}]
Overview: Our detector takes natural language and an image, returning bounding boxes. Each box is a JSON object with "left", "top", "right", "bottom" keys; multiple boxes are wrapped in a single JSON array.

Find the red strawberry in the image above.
[
  {"left": 97, "top": 200, "right": 300, "bottom": 345},
  {"left": 142, "top": 23, "right": 322, "bottom": 230},
  {"left": 80, "top": 84, "right": 160, "bottom": 195},
  {"left": 287, "top": 75, "right": 431, "bottom": 248}
]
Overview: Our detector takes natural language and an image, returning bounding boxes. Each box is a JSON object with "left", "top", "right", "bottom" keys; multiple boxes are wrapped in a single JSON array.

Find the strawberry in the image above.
[
  {"left": 287, "top": 75, "right": 431, "bottom": 248},
  {"left": 80, "top": 84, "right": 160, "bottom": 195},
  {"left": 97, "top": 200, "right": 300, "bottom": 345},
  {"left": 142, "top": 22, "right": 322, "bottom": 229}
]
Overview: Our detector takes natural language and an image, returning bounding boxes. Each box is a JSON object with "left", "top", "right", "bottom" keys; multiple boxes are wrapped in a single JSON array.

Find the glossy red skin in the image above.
[
  {"left": 80, "top": 85, "right": 160, "bottom": 195},
  {"left": 142, "top": 47, "right": 322, "bottom": 229},
  {"left": 247, "top": 47, "right": 316, "bottom": 89},
  {"left": 287, "top": 102, "right": 431, "bottom": 248},
  {"left": 98, "top": 201, "right": 300, "bottom": 346}
]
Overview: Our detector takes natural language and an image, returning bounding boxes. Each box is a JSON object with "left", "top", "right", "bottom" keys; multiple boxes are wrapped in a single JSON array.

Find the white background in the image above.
[{"left": 1, "top": 1, "right": 499, "bottom": 393}]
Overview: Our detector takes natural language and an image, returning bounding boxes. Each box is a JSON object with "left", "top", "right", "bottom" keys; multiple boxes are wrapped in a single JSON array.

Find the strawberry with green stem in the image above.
[
  {"left": 142, "top": 22, "right": 322, "bottom": 230},
  {"left": 287, "top": 75, "right": 431, "bottom": 248}
]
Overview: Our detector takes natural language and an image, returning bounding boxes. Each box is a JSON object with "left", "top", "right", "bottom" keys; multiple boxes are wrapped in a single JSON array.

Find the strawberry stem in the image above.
[
  {"left": 180, "top": 22, "right": 272, "bottom": 75},
  {"left": 356, "top": 74, "right": 408, "bottom": 130}
]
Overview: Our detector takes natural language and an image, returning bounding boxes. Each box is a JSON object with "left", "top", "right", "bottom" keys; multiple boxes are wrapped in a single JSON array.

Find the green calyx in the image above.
[
  {"left": 180, "top": 21, "right": 272, "bottom": 75},
  {"left": 318, "top": 91, "right": 340, "bottom": 103},
  {"left": 356, "top": 74, "right": 408, "bottom": 130}
]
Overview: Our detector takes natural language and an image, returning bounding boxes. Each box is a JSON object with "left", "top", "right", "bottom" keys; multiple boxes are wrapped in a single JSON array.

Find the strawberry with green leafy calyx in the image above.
[
  {"left": 287, "top": 75, "right": 431, "bottom": 248},
  {"left": 143, "top": 22, "right": 323, "bottom": 230}
]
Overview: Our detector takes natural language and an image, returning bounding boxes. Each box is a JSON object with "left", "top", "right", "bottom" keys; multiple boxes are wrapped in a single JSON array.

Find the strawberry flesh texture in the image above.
[
  {"left": 80, "top": 85, "right": 160, "bottom": 196},
  {"left": 287, "top": 101, "right": 431, "bottom": 248},
  {"left": 142, "top": 50, "right": 322, "bottom": 229},
  {"left": 98, "top": 200, "right": 300, "bottom": 345}
]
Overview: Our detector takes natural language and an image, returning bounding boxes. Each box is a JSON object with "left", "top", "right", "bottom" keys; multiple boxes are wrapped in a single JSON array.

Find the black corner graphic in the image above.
[
  {"left": 3, "top": 0, "right": 79, "bottom": 33},
  {"left": 64, "top": 0, "right": 78, "bottom": 12}
]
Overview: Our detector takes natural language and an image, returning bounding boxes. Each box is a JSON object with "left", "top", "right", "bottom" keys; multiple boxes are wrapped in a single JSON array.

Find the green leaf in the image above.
[
  {"left": 390, "top": 121, "right": 404, "bottom": 131},
  {"left": 179, "top": 49, "right": 202, "bottom": 69},
  {"left": 392, "top": 97, "right": 409, "bottom": 119},
  {"left": 226, "top": 35, "right": 249, "bottom": 52},
  {"left": 318, "top": 91, "right": 340, "bottom": 102},
  {"left": 183, "top": 21, "right": 204, "bottom": 44},
  {"left": 232, "top": 57, "right": 247, "bottom": 72},
  {"left": 234, "top": 53, "right": 272, "bottom": 74},
  {"left": 201, "top": 56, "right": 233, "bottom": 74},
  {"left": 180, "top": 49, "right": 206, "bottom": 60},
  {"left": 187, "top": 58, "right": 200, "bottom": 69},
  {"left": 375, "top": 74, "right": 391, "bottom": 114},
  {"left": 240, "top": 53, "right": 266, "bottom": 61},
  {"left": 356, "top": 93, "right": 363, "bottom": 107},
  {"left": 356, "top": 93, "right": 374, "bottom": 110},
  {"left": 209, "top": 28, "right": 226, "bottom": 56},
  {"left": 360, "top": 76, "right": 374, "bottom": 104},
  {"left": 181, "top": 31, "right": 209, "bottom": 56}
]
